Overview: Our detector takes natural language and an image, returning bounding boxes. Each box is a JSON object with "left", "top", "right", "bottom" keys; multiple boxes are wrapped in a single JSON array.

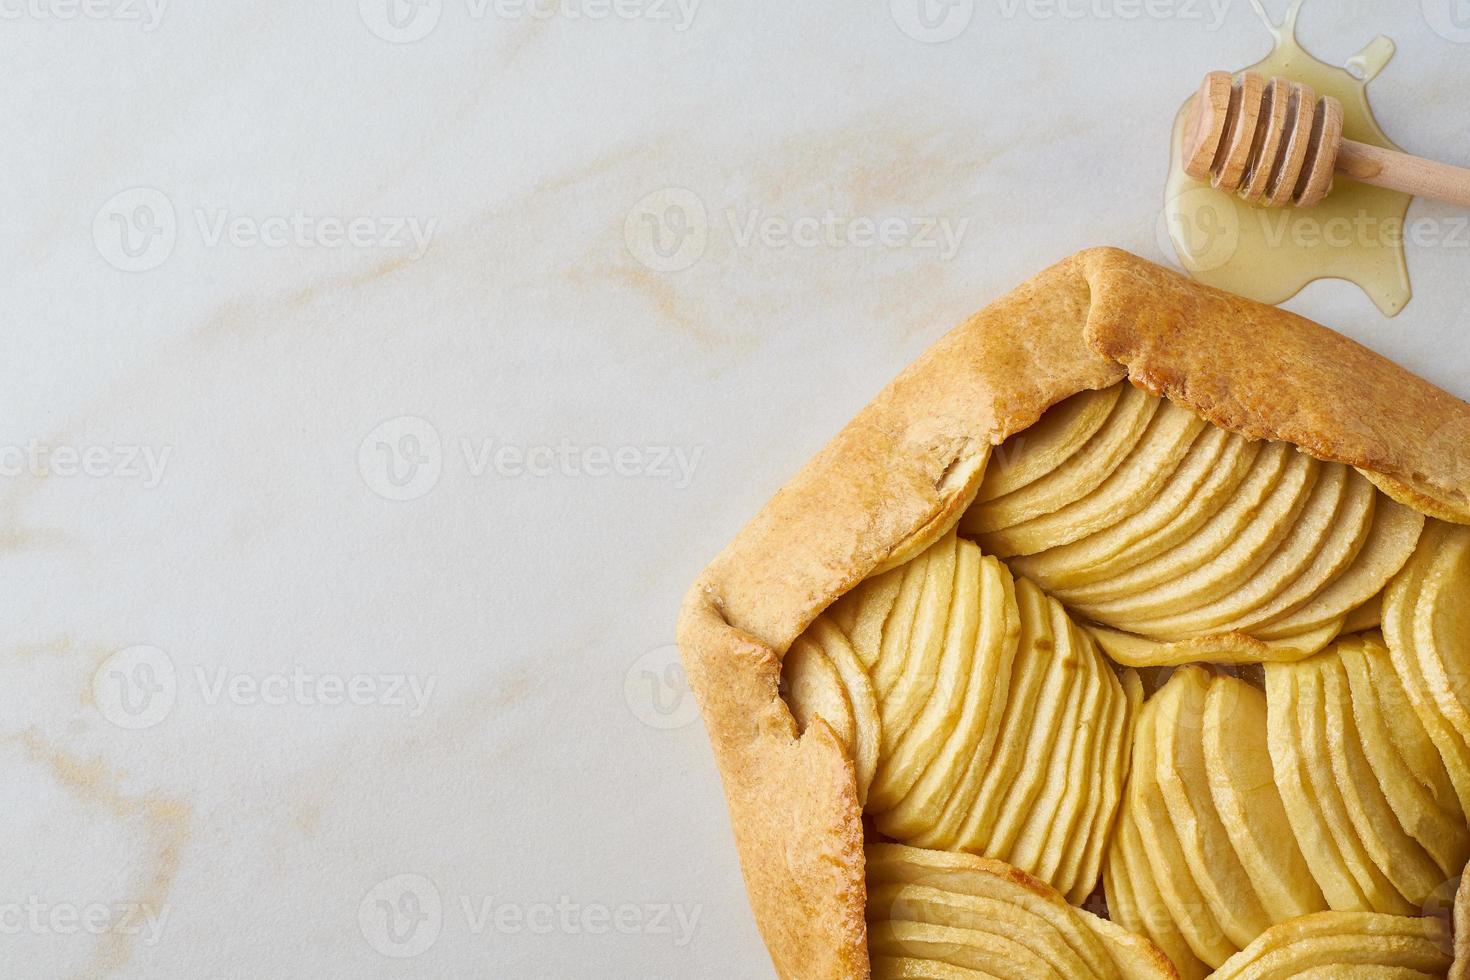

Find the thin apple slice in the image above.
[
  {"left": 1061, "top": 441, "right": 1293, "bottom": 609},
  {"left": 1339, "top": 633, "right": 1468, "bottom": 875},
  {"left": 880, "top": 550, "right": 1020, "bottom": 840},
  {"left": 781, "top": 634, "right": 856, "bottom": 752},
  {"left": 1080, "top": 450, "right": 1319, "bottom": 627},
  {"left": 945, "top": 579, "right": 1056, "bottom": 852},
  {"left": 1208, "top": 470, "right": 1375, "bottom": 636},
  {"left": 1128, "top": 463, "right": 1350, "bottom": 639},
  {"left": 1105, "top": 805, "right": 1212, "bottom": 980},
  {"left": 1088, "top": 619, "right": 1341, "bottom": 668},
  {"left": 806, "top": 617, "right": 882, "bottom": 805},
  {"left": 1066, "top": 668, "right": 1141, "bottom": 906},
  {"left": 865, "top": 846, "right": 1116, "bottom": 975},
  {"left": 1316, "top": 645, "right": 1443, "bottom": 907},
  {"left": 1207, "top": 911, "right": 1451, "bottom": 979},
  {"left": 868, "top": 883, "right": 1098, "bottom": 978},
  {"left": 963, "top": 384, "right": 1157, "bottom": 535},
  {"left": 1045, "top": 652, "right": 1125, "bottom": 900},
  {"left": 1008, "top": 614, "right": 1098, "bottom": 881},
  {"left": 985, "top": 595, "right": 1083, "bottom": 859},
  {"left": 870, "top": 956, "right": 998, "bottom": 980},
  {"left": 1340, "top": 592, "right": 1383, "bottom": 634},
  {"left": 1081, "top": 914, "right": 1182, "bottom": 980},
  {"left": 1383, "top": 522, "right": 1470, "bottom": 817},
  {"left": 872, "top": 536, "right": 980, "bottom": 816},
  {"left": 1128, "top": 686, "right": 1237, "bottom": 967},
  {"left": 1202, "top": 674, "right": 1326, "bottom": 924},
  {"left": 865, "top": 551, "right": 926, "bottom": 697},
  {"left": 1264, "top": 664, "right": 1368, "bottom": 911},
  {"left": 865, "top": 844, "right": 1173, "bottom": 979},
  {"left": 1029, "top": 429, "right": 1260, "bottom": 596},
  {"left": 1255, "top": 497, "right": 1423, "bottom": 640},
  {"left": 1279, "top": 657, "right": 1417, "bottom": 913},
  {"left": 873, "top": 532, "right": 957, "bottom": 766},
  {"left": 1411, "top": 522, "right": 1470, "bottom": 742},
  {"left": 829, "top": 558, "right": 903, "bottom": 668},
  {"left": 1154, "top": 667, "right": 1273, "bottom": 948},
  {"left": 974, "top": 385, "right": 1123, "bottom": 503},
  {"left": 977, "top": 400, "right": 1206, "bottom": 558},
  {"left": 867, "top": 920, "right": 1059, "bottom": 978}
]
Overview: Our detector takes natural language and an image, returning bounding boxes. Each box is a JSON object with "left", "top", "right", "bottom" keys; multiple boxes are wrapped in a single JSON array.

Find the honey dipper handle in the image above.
[{"left": 1336, "top": 139, "right": 1470, "bottom": 209}]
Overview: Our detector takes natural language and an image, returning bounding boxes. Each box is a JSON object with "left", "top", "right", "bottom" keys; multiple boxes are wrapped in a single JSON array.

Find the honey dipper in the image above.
[{"left": 1184, "top": 70, "right": 1470, "bottom": 209}]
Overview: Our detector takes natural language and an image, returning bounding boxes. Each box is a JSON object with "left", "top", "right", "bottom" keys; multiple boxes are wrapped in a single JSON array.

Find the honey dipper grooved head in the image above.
[{"left": 1183, "top": 70, "right": 1345, "bottom": 208}]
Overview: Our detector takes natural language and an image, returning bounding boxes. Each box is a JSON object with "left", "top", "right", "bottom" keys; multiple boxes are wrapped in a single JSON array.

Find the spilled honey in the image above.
[{"left": 1162, "top": 0, "right": 1412, "bottom": 315}]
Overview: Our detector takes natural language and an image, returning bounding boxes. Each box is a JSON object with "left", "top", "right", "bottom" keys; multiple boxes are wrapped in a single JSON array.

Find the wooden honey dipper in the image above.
[{"left": 1184, "top": 70, "right": 1470, "bottom": 209}]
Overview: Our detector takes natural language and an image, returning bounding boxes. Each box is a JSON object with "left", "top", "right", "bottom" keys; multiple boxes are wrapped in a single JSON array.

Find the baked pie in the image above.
[{"left": 677, "top": 248, "right": 1470, "bottom": 979}]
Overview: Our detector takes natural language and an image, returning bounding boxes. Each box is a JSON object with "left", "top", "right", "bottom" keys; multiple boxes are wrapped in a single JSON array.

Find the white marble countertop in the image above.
[{"left": 4, "top": 1, "right": 1468, "bottom": 977}]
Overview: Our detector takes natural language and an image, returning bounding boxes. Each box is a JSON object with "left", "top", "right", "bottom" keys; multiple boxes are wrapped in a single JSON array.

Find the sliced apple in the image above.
[
  {"left": 879, "top": 550, "right": 1020, "bottom": 840},
  {"left": 1265, "top": 663, "right": 1372, "bottom": 911},
  {"left": 1201, "top": 674, "right": 1326, "bottom": 924},
  {"left": 1127, "top": 462, "right": 1348, "bottom": 639},
  {"left": 781, "top": 631, "right": 855, "bottom": 754},
  {"left": 866, "top": 844, "right": 1174, "bottom": 979},
  {"left": 869, "top": 956, "right": 996, "bottom": 979},
  {"left": 984, "top": 595, "right": 1084, "bottom": 858},
  {"left": 871, "top": 535, "right": 979, "bottom": 814},
  {"left": 944, "top": 578, "right": 1057, "bottom": 852},
  {"left": 806, "top": 616, "right": 882, "bottom": 805},
  {"left": 1207, "top": 911, "right": 1451, "bottom": 979},
  {"left": 1079, "top": 450, "right": 1319, "bottom": 627},
  {"left": 1088, "top": 619, "right": 1341, "bottom": 668},
  {"left": 1022, "top": 428, "right": 1260, "bottom": 597},
  {"left": 872, "top": 532, "right": 957, "bottom": 766},
  {"left": 1339, "top": 633, "right": 1468, "bottom": 875},
  {"left": 1153, "top": 667, "right": 1272, "bottom": 947},
  {"left": 1382, "top": 521, "right": 1470, "bottom": 817},
  {"left": 867, "top": 920, "right": 1059, "bottom": 978},
  {"left": 974, "top": 384, "right": 1124, "bottom": 503},
  {"left": 1339, "top": 592, "right": 1383, "bottom": 634},
  {"left": 1255, "top": 496, "right": 1423, "bottom": 640},
  {"left": 867, "top": 845, "right": 1118, "bottom": 976},
  {"left": 1206, "top": 469, "right": 1375, "bottom": 636},
  {"left": 977, "top": 400, "right": 1206, "bottom": 558},
  {"left": 1314, "top": 645, "right": 1443, "bottom": 907},
  {"left": 963, "top": 383, "right": 1158, "bottom": 535},
  {"left": 868, "top": 883, "right": 1097, "bottom": 977},
  {"left": 1067, "top": 667, "right": 1142, "bottom": 906},
  {"left": 1080, "top": 914, "right": 1182, "bottom": 980},
  {"left": 1127, "top": 683, "right": 1237, "bottom": 967},
  {"left": 1104, "top": 805, "right": 1211, "bottom": 980},
  {"left": 1410, "top": 522, "right": 1470, "bottom": 740},
  {"left": 1008, "top": 614, "right": 1098, "bottom": 882},
  {"left": 1060, "top": 440, "right": 1293, "bottom": 609},
  {"left": 1043, "top": 651, "right": 1125, "bottom": 900}
]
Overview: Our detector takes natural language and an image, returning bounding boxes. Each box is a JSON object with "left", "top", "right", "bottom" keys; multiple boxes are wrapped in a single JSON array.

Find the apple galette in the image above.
[{"left": 677, "top": 248, "right": 1470, "bottom": 979}]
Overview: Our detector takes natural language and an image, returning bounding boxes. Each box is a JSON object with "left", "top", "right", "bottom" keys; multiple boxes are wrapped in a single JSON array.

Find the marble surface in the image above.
[{"left": 4, "top": 1, "right": 1468, "bottom": 977}]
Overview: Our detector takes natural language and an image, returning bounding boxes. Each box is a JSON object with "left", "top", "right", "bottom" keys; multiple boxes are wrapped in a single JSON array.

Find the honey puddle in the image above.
[{"left": 1162, "top": 0, "right": 1412, "bottom": 315}]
